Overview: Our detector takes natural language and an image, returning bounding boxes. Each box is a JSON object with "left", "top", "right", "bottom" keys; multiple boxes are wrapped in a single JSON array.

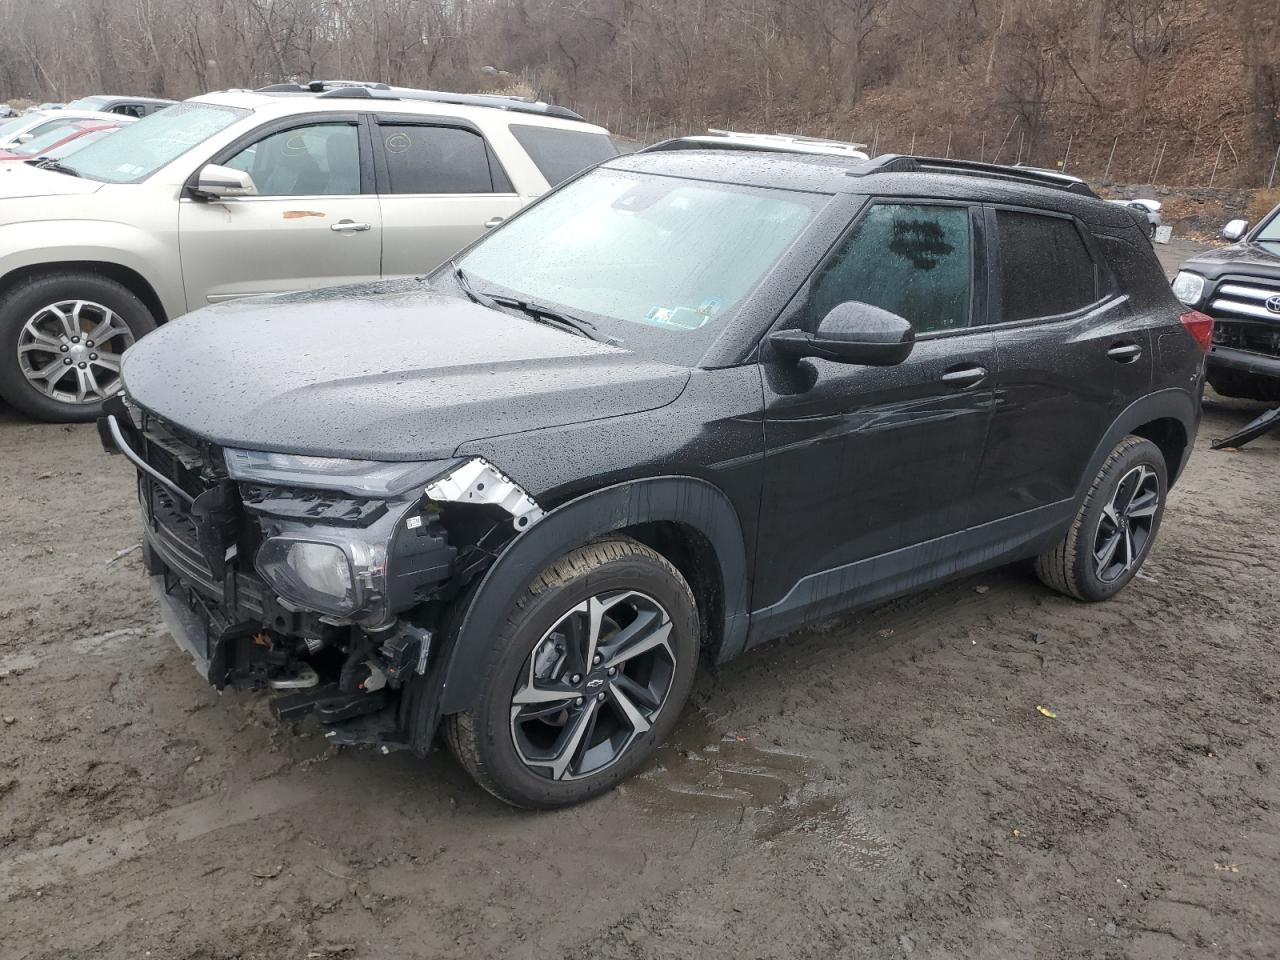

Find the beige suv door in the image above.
[
  {"left": 371, "top": 119, "right": 524, "bottom": 276},
  {"left": 178, "top": 117, "right": 381, "bottom": 309}
]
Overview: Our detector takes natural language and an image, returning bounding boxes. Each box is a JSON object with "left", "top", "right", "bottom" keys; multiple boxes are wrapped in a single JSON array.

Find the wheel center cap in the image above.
[{"left": 584, "top": 674, "right": 607, "bottom": 691}]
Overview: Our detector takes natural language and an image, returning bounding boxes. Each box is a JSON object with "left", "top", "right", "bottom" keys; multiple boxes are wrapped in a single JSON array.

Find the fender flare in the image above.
[
  {"left": 1073, "top": 387, "right": 1199, "bottom": 500},
  {"left": 436, "top": 475, "right": 750, "bottom": 715}
]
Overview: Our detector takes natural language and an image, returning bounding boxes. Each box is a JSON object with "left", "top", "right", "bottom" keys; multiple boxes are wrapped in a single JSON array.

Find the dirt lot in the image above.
[{"left": 2, "top": 241, "right": 1278, "bottom": 959}]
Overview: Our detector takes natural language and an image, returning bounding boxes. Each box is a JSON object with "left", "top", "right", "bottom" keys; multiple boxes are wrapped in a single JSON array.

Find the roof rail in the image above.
[
  {"left": 641, "top": 129, "right": 868, "bottom": 159},
  {"left": 252, "top": 80, "right": 586, "bottom": 123},
  {"left": 850, "top": 154, "right": 1096, "bottom": 197}
]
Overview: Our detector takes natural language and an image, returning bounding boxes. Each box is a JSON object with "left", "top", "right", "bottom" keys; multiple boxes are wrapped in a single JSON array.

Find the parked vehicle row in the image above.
[
  {"left": 99, "top": 143, "right": 1207, "bottom": 807},
  {"left": 0, "top": 80, "right": 618, "bottom": 421}
]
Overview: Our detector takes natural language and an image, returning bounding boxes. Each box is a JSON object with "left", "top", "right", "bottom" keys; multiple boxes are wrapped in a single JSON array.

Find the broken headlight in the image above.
[{"left": 255, "top": 536, "right": 384, "bottom": 619}]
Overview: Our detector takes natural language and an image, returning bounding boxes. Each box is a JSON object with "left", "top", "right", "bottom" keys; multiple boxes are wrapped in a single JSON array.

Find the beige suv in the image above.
[{"left": 0, "top": 82, "right": 616, "bottom": 421}]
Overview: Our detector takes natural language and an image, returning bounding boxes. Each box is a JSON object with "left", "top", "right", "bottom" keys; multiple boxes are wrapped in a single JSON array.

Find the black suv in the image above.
[
  {"left": 102, "top": 152, "right": 1209, "bottom": 808},
  {"left": 1174, "top": 204, "right": 1280, "bottom": 401}
]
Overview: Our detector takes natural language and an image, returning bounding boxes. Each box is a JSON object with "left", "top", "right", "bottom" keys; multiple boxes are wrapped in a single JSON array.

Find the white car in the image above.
[
  {"left": 1106, "top": 198, "right": 1162, "bottom": 238},
  {"left": 0, "top": 82, "right": 617, "bottom": 421}
]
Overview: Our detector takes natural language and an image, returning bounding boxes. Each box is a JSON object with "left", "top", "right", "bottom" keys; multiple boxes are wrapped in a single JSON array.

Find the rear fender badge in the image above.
[{"left": 424, "top": 458, "right": 545, "bottom": 532}]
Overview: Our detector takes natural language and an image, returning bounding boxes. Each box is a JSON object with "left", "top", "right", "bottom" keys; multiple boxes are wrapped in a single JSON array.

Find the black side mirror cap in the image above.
[{"left": 770, "top": 301, "right": 915, "bottom": 366}]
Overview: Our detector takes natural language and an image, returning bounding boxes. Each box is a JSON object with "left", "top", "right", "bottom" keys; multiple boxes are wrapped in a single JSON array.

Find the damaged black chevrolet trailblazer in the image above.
[{"left": 102, "top": 151, "right": 1209, "bottom": 808}]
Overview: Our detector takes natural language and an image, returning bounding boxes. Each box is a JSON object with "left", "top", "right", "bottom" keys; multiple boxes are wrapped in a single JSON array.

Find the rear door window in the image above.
[
  {"left": 376, "top": 123, "right": 511, "bottom": 194},
  {"left": 994, "top": 210, "right": 1098, "bottom": 322},
  {"left": 508, "top": 123, "right": 619, "bottom": 187},
  {"left": 808, "top": 202, "right": 974, "bottom": 333}
]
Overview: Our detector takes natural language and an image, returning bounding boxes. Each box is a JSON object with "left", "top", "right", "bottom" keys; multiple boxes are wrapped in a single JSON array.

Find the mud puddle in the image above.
[{"left": 621, "top": 709, "right": 894, "bottom": 869}]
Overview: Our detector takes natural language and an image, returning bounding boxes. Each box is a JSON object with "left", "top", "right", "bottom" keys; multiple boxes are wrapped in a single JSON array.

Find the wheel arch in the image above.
[
  {"left": 1075, "top": 388, "right": 1198, "bottom": 499},
  {"left": 0, "top": 260, "right": 169, "bottom": 325},
  {"left": 436, "top": 476, "right": 750, "bottom": 717}
]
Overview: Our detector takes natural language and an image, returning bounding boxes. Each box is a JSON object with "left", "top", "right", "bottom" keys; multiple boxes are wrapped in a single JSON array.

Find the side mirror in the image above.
[
  {"left": 770, "top": 301, "right": 915, "bottom": 366},
  {"left": 1222, "top": 219, "right": 1249, "bottom": 243},
  {"left": 193, "top": 163, "right": 258, "bottom": 199},
  {"left": 15, "top": 132, "right": 34, "bottom": 144}
]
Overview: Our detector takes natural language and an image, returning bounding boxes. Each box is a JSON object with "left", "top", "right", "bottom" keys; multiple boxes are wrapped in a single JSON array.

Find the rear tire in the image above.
[
  {"left": 1034, "top": 436, "right": 1167, "bottom": 602},
  {"left": 0, "top": 271, "right": 156, "bottom": 422},
  {"left": 444, "top": 537, "right": 699, "bottom": 809},
  {"left": 1206, "top": 367, "right": 1280, "bottom": 403}
]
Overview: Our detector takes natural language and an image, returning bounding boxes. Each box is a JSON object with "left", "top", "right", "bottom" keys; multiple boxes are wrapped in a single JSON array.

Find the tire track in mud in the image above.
[{"left": 0, "top": 772, "right": 318, "bottom": 901}]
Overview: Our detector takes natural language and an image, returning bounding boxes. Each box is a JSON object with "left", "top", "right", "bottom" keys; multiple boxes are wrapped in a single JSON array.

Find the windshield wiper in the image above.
[
  {"left": 30, "top": 158, "right": 81, "bottom": 178},
  {"left": 451, "top": 262, "right": 497, "bottom": 309},
  {"left": 452, "top": 261, "right": 609, "bottom": 344},
  {"left": 489, "top": 294, "right": 606, "bottom": 343}
]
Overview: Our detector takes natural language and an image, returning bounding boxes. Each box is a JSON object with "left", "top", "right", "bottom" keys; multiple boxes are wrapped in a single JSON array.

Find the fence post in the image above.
[
  {"left": 945, "top": 128, "right": 953, "bottom": 159},
  {"left": 1269, "top": 143, "right": 1280, "bottom": 189},
  {"left": 980, "top": 130, "right": 986, "bottom": 163},
  {"left": 1151, "top": 142, "right": 1167, "bottom": 185},
  {"left": 909, "top": 131, "right": 916, "bottom": 155},
  {"left": 1104, "top": 135, "right": 1118, "bottom": 180},
  {"left": 1062, "top": 134, "right": 1072, "bottom": 175},
  {"left": 1209, "top": 140, "right": 1224, "bottom": 187},
  {"left": 871, "top": 123, "right": 879, "bottom": 155}
]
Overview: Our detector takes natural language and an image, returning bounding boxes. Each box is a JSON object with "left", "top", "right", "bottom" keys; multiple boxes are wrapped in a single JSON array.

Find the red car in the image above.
[{"left": 0, "top": 117, "right": 132, "bottom": 162}]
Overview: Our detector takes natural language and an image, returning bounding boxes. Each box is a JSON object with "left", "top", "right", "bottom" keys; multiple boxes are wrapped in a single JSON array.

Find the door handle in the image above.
[
  {"left": 484, "top": 216, "right": 505, "bottom": 229},
  {"left": 330, "top": 220, "right": 372, "bottom": 233},
  {"left": 1107, "top": 342, "right": 1142, "bottom": 363},
  {"left": 940, "top": 364, "right": 988, "bottom": 389}
]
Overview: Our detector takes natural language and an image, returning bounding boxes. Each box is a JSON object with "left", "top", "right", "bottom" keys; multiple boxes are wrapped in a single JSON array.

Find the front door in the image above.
[
  {"left": 370, "top": 117, "right": 524, "bottom": 276},
  {"left": 178, "top": 117, "right": 382, "bottom": 310},
  {"left": 752, "top": 200, "right": 995, "bottom": 641}
]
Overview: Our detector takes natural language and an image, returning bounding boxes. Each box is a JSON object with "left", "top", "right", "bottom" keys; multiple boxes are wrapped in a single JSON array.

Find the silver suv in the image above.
[{"left": 0, "top": 82, "right": 616, "bottom": 422}]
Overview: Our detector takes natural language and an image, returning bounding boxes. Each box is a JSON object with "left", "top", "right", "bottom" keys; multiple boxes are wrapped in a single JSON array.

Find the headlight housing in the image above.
[
  {"left": 224, "top": 448, "right": 449, "bottom": 497},
  {"left": 255, "top": 536, "right": 386, "bottom": 618},
  {"left": 1171, "top": 271, "right": 1206, "bottom": 307}
]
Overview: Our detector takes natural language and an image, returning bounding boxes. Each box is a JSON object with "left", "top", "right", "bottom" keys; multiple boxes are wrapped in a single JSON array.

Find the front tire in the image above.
[
  {"left": 0, "top": 271, "right": 156, "bottom": 422},
  {"left": 444, "top": 537, "right": 699, "bottom": 809},
  {"left": 1034, "top": 436, "right": 1167, "bottom": 601}
]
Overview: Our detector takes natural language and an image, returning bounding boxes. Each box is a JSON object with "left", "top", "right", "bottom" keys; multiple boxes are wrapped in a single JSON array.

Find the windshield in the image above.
[
  {"left": 1256, "top": 209, "right": 1280, "bottom": 244},
  {"left": 47, "top": 127, "right": 116, "bottom": 158},
  {"left": 457, "top": 169, "right": 822, "bottom": 365},
  {"left": 64, "top": 101, "right": 248, "bottom": 183}
]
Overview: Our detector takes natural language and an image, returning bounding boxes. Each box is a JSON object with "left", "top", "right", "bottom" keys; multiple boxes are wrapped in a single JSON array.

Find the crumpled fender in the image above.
[{"left": 434, "top": 474, "right": 750, "bottom": 716}]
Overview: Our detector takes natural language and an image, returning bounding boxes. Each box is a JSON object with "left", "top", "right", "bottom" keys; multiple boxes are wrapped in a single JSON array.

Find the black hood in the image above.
[
  {"left": 1182, "top": 240, "right": 1280, "bottom": 283},
  {"left": 122, "top": 279, "right": 690, "bottom": 460}
]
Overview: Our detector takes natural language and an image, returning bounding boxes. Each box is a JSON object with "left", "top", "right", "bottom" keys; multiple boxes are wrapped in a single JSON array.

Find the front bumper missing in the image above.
[{"left": 151, "top": 572, "right": 214, "bottom": 681}]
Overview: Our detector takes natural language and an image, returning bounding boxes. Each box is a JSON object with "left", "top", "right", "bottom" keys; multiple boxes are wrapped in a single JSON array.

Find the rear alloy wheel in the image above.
[
  {"left": 1034, "top": 435, "right": 1168, "bottom": 601},
  {"left": 445, "top": 537, "right": 699, "bottom": 808},
  {"left": 0, "top": 272, "right": 156, "bottom": 422}
]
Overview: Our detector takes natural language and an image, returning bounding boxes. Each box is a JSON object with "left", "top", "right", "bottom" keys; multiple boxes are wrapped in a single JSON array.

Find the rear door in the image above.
[
  {"left": 370, "top": 115, "right": 523, "bottom": 276},
  {"left": 178, "top": 114, "right": 382, "bottom": 309},
  {"left": 970, "top": 205, "right": 1152, "bottom": 526}
]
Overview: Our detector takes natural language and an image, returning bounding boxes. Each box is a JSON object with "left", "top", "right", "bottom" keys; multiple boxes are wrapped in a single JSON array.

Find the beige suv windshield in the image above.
[{"left": 63, "top": 102, "right": 248, "bottom": 183}]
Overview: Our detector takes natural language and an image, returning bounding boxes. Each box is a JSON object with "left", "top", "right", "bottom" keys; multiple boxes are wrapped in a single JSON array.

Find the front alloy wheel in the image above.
[
  {"left": 0, "top": 271, "right": 156, "bottom": 422},
  {"left": 443, "top": 537, "right": 699, "bottom": 808},
  {"left": 510, "top": 590, "right": 676, "bottom": 781},
  {"left": 17, "top": 299, "right": 134, "bottom": 406}
]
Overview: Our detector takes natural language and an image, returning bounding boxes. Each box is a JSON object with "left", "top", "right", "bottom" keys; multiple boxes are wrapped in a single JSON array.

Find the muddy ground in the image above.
[{"left": 1, "top": 241, "right": 1278, "bottom": 959}]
